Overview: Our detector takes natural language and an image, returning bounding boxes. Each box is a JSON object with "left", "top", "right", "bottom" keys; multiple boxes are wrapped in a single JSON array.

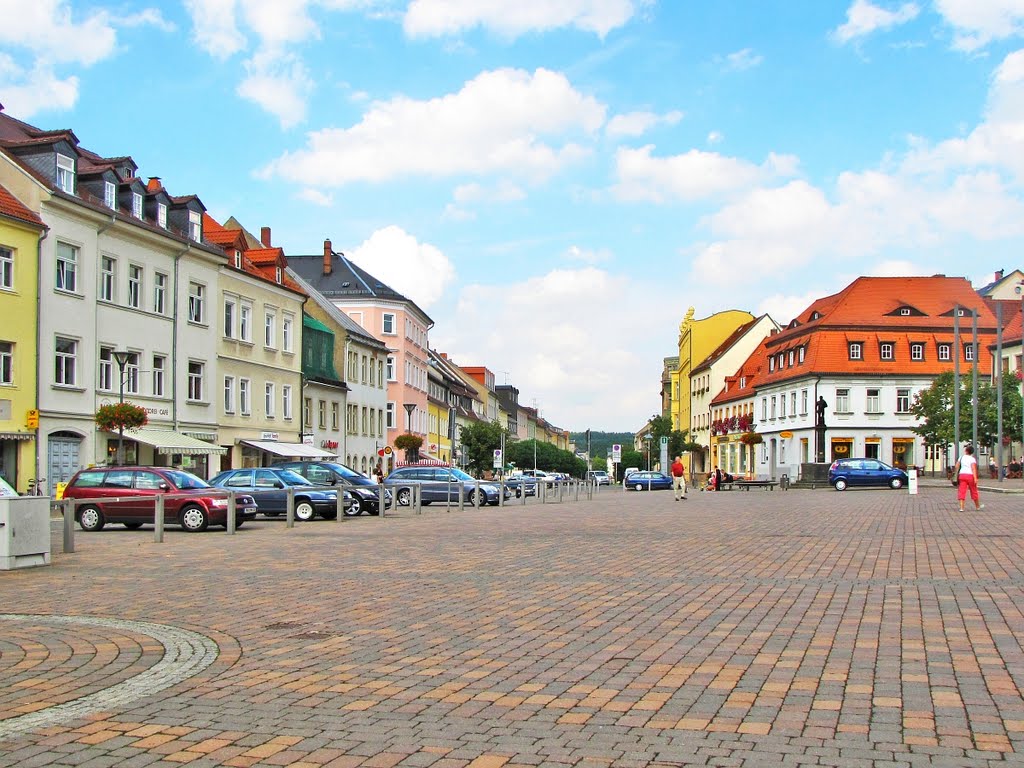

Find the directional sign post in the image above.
[{"left": 493, "top": 449, "right": 503, "bottom": 470}]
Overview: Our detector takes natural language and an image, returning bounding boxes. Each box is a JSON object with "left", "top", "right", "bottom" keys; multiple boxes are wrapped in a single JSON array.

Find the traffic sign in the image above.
[
  {"left": 493, "top": 449, "right": 503, "bottom": 469},
  {"left": 611, "top": 443, "right": 622, "bottom": 462},
  {"left": 660, "top": 436, "right": 669, "bottom": 447},
  {"left": 383, "top": 446, "right": 393, "bottom": 455}
]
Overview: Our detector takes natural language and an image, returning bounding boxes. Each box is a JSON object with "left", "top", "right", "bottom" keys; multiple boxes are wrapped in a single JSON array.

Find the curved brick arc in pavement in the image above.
[{"left": 0, "top": 614, "right": 218, "bottom": 741}]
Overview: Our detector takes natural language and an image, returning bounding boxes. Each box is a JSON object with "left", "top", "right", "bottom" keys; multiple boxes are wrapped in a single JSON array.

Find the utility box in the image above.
[{"left": 0, "top": 496, "right": 52, "bottom": 569}]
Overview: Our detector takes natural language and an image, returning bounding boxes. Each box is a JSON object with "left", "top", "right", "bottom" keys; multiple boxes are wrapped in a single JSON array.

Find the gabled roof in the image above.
[
  {"left": 711, "top": 337, "right": 770, "bottom": 406},
  {"left": 286, "top": 267, "right": 386, "bottom": 351},
  {"left": 0, "top": 183, "right": 44, "bottom": 228},
  {"left": 692, "top": 316, "right": 764, "bottom": 374},
  {"left": 206, "top": 213, "right": 304, "bottom": 295}
]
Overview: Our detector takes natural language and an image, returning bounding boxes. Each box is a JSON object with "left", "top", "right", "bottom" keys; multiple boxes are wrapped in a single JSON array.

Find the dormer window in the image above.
[
  {"left": 157, "top": 203, "right": 167, "bottom": 228},
  {"left": 233, "top": 251, "right": 242, "bottom": 269},
  {"left": 788, "top": 350, "right": 794, "bottom": 366},
  {"left": 900, "top": 308, "right": 911, "bottom": 316},
  {"left": 275, "top": 266, "right": 282, "bottom": 283},
  {"left": 188, "top": 210, "right": 202, "bottom": 242},
  {"left": 849, "top": 342, "right": 863, "bottom": 360},
  {"left": 56, "top": 153, "right": 75, "bottom": 193},
  {"left": 880, "top": 343, "right": 894, "bottom": 361},
  {"left": 938, "top": 343, "right": 951, "bottom": 361},
  {"left": 104, "top": 181, "right": 116, "bottom": 209},
  {"left": 739, "top": 376, "right": 747, "bottom": 389},
  {"left": 132, "top": 192, "right": 143, "bottom": 219},
  {"left": 810, "top": 311, "right": 821, "bottom": 320},
  {"left": 799, "top": 346, "right": 805, "bottom": 363},
  {"left": 769, "top": 357, "right": 775, "bottom": 372}
]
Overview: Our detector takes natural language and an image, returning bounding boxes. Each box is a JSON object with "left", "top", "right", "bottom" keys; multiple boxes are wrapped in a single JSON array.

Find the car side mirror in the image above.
[{"left": 159, "top": 482, "right": 170, "bottom": 491}]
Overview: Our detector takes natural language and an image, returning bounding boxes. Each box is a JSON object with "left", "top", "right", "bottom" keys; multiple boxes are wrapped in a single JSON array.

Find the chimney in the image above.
[
  {"left": 260, "top": 226, "right": 271, "bottom": 247},
  {"left": 323, "top": 239, "right": 332, "bottom": 276},
  {"left": 996, "top": 269, "right": 1004, "bottom": 281}
]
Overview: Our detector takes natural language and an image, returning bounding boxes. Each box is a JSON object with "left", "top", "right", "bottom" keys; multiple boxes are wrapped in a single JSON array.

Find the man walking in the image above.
[{"left": 670, "top": 455, "right": 687, "bottom": 501}]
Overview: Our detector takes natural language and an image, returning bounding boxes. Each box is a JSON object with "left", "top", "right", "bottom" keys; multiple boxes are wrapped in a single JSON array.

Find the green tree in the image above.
[
  {"left": 458, "top": 420, "right": 507, "bottom": 475},
  {"left": 505, "top": 439, "right": 587, "bottom": 477},
  {"left": 911, "top": 371, "right": 1023, "bottom": 452}
]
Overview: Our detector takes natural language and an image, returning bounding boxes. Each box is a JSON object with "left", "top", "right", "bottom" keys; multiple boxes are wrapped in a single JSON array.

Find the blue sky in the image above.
[{"left": 3, "top": 1, "right": 1024, "bottom": 432}]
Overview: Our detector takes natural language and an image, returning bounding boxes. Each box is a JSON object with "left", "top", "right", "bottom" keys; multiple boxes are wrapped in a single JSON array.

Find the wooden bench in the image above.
[{"left": 734, "top": 480, "right": 777, "bottom": 491}]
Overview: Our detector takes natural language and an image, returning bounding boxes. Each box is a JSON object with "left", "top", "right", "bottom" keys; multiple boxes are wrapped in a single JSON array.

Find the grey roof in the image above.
[
  {"left": 286, "top": 268, "right": 388, "bottom": 351},
  {"left": 288, "top": 250, "right": 433, "bottom": 326}
]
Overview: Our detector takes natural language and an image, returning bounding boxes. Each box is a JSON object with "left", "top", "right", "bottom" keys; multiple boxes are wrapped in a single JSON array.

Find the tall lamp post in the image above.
[
  {"left": 644, "top": 434, "right": 653, "bottom": 471},
  {"left": 112, "top": 350, "right": 132, "bottom": 465}
]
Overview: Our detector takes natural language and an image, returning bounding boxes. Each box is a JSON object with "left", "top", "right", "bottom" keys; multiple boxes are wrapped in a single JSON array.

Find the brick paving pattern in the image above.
[{"left": 0, "top": 483, "right": 1022, "bottom": 766}]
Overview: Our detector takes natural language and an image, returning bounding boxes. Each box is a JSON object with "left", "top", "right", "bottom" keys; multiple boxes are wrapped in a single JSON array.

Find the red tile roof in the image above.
[
  {"left": 711, "top": 337, "right": 770, "bottom": 406},
  {"left": 0, "top": 183, "right": 43, "bottom": 228}
]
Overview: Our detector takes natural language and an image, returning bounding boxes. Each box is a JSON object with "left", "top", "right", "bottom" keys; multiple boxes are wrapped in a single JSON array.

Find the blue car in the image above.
[
  {"left": 209, "top": 467, "right": 349, "bottom": 520},
  {"left": 626, "top": 471, "right": 673, "bottom": 491},
  {"left": 828, "top": 458, "right": 908, "bottom": 491}
]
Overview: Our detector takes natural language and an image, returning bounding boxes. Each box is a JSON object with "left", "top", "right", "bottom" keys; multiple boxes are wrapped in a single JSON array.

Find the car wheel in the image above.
[
  {"left": 78, "top": 506, "right": 105, "bottom": 532},
  {"left": 180, "top": 505, "right": 209, "bottom": 532},
  {"left": 890, "top": 477, "right": 903, "bottom": 489},
  {"left": 344, "top": 496, "right": 362, "bottom": 517},
  {"left": 466, "top": 490, "right": 480, "bottom": 507},
  {"left": 123, "top": 522, "right": 143, "bottom": 530},
  {"left": 515, "top": 488, "right": 522, "bottom": 498},
  {"left": 834, "top": 478, "right": 848, "bottom": 491},
  {"left": 396, "top": 487, "right": 411, "bottom": 506},
  {"left": 634, "top": 482, "right": 643, "bottom": 491},
  {"left": 294, "top": 500, "right": 316, "bottom": 521}
]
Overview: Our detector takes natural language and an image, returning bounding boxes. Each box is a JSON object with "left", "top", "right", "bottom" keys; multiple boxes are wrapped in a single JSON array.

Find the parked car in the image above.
[
  {"left": 626, "top": 471, "right": 673, "bottom": 491},
  {"left": 62, "top": 466, "right": 258, "bottom": 532},
  {"left": 209, "top": 467, "right": 349, "bottom": 520},
  {"left": 273, "top": 460, "right": 392, "bottom": 515},
  {"left": 501, "top": 475, "right": 538, "bottom": 497},
  {"left": 586, "top": 470, "right": 611, "bottom": 486},
  {"left": 828, "top": 458, "right": 908, "bottom": 491},
  {"left": 517, "top": 469, "right": 558, "bottom": 485},
  {"left": 623, "top": 467, "right": 640, "bottom": 480},
  {"left": 0, "top": 475, "right": 16, "bottom": 496},
  {"left": 385, "top": 466, "right": 511, "bottom": 506}
]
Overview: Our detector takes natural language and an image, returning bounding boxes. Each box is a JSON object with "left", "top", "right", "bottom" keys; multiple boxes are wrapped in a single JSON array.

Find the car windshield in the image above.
[
  {"left": 325, "top": 462, "right": 376, "bottom": 486},
  {"left": 0, "top": 475, "right": 16, "bottom": 496},
  {"left": 277, "top": 469, "right": 313, "bottom": 486},
  {"left": 449, "top": 468, "right": 475, "bottom": 482},
  {"left": 163, "top": 469, "right": 210, "bottom": 489}
]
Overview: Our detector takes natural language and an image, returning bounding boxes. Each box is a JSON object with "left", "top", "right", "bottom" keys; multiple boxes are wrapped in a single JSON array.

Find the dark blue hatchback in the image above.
[{"left": 828, "top": 459, "right": 908, "bottom": 491}]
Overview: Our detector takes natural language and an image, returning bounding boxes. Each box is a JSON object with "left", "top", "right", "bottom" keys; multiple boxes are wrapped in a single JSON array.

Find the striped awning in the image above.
[
  {"left": 107, "top": 427, "right": 227, "bottom": 455},
  {"left": 0, "top": 432, "right": 34, "bottom": 441}
]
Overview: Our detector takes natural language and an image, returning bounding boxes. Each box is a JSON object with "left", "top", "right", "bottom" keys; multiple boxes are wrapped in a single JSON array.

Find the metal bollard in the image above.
[
  {"left": 63, "top": 499, "right": 75, "bottom": 553},
  {"left": 226, "top": 491, "right": 236, "bottom": 535},
  {"left": 414, "top": 484, "right": 422, "bottom": 514},
  {"left": 286, "top": 486, "right": 295, "bottom": 528},
  {"left": 336, "top": 487, "right": 345, "bottom": 521},
  {"left": 474, "top": 479, "right": 481, "bottom": 508},
  {"left": 379, "top": 484, "right": 386, "bottom": 518},
  {"left": 458, "top": 483, "right": 464, "bottom": 511},
  {"left": 499, "top": 480, "right": 505, "bottom": 508},
  {"left": 154, "top": 493, "right": 165, "bottom": 543}
]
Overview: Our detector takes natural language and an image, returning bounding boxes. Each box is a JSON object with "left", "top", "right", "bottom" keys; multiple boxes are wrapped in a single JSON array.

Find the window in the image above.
[
  {"left": 866, "top": 388, "right": 880, "bottom": 413},
  {"left": 911, "top": 343, "right": 924, "bottom": 361},
  {"left": 771, "top": 396, "right": 777, "bottom": 419},
  {"left": 780, "top": 394, "right": 786, "bottom": 418},
  {"left": 897, "top": 388, "right": 911, "bottom": 413},
  {"left": 361, "top": 406, "right": 368, "bottom": 435},
  {"left": 154, "top": 273, "right": 167, "bottom": 315},
  {"left": 56, "top": 242, "right": 78, "bottom": 292},
  {"left": 788, "top": 350, "right": 794, "bottom": 366},
  {"left": 801, "top": 390, "right": 808, "bottom": 415},
  {"left": 761, "top": 398, "right": 767, "bottom": 421},
  {"left": 378, "top": 361, "right": 384, "bottom": 388},
  {"left": 361, "top": 355, "right": 368, "bottom": 384},
  {"left": 55, "top": 337, "right": 77, "bottom": 386},
  {"left": 132, "top": 192, "right": 143, "bottom": 219},
  {"left": 99, "top": 256, "right": 115, "bottom": 301},
  {"left": 880, "top": 343, "right": 893, "bottom": 361},
  {"left": 157, "top": 203, "right": 167, "bottom": 229},
  {"left": 836, "top": 388, "right": 850, "bottom": 413},
  {"left": 152, "top": 355, "right": 165, "bottom": 397},
  {"left": 0, "top": 246, "right": 11, "bottom": 290},
  {"left": 56, "top": 153, "right": 75, "bottom": 193},
  {"left": 318, "top": 400, "right": 326, "bottom": 429},
  {"left": 799, "top": 346, "right": 805, "bottom": 363},
  {"left": 224, "top": 299, "right": 235, "bottom": 338},
  {"left": 0, "top": 341, "right": 12, "bottom": 384},
  {"left": 938, "top": 344, "right": 951, "bottom": 361},
  {"left": 849, "top": 343, "right": 862, "bottom": 361},
  {"left": 790, "top": 392, "right": 797, "bottom": 415},
  {"left": 282, "top": 315, "right": 293, "bottom": 352},
  {"left": 187, "top": 361, "right": 204, "bottom": 401},
  {"left": 386, "top": 402, "right": 395, "bottom": 429},
  {"left": 383, "top": 313, "right": 396, "bottom": 335},
  {"left": 239, "top": 303, "right": 252, "bottom": 342},
  {"left": 223, "top": 376, "right": 235, "bottom": 413},
  {"left": 127, "top": 265, "right": 141, "bottom": 309},
  {"left": 304, "top": 397, "right": 312, "bottom": 428},
  {"left": 188, "top": 210, "right": 202, "bottom": 242},
  {"left": 331, "top": 402, "right": 339, "bottom": 430},
  {"left": 265, "top": 383, "right": 275, "bottom": 417},
  {"left": 125, "top": 352, "right": 139, "bottom": 394},
  {"left": 188, "top": 282, "right": 205, "bottom": 323},
  {"left": 900, "top": 308, "right": 911, "bottom": 316},
  {"left": 386, "top": 355, "right": 396, "bottom": 381},
  {"left": 964, "top": 343, "right": 975, "bottom": 362},
  {"left": 99, "top": 346, "right": 113, "bottom": 390},
  {"left": 239, "top": 378, "right": 251, "bottom": 415},
  {"left": 103, "top": 181, "right": 116, "bottom": 209},
  {"left": 769, "top": 357, "right": 775, "bottom": 372},
  {"left": 264, "top": 312, "right": 276, "bottom": 348},
  {"left": 282, "top": 385, "right": 292, "bottom": 419}
]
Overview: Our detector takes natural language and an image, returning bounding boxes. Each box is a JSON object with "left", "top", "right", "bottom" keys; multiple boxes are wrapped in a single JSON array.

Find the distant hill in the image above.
[{"left": 570, "top": 431, "right": 633, "bottom": 459}]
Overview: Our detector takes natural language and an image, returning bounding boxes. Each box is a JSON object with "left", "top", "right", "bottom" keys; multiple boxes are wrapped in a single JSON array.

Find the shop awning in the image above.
[
  {"left": 110, "top": 427, "right": 227, "bottom": 455},
  {"left": 0, "top": 432, "right": 34, "bottom": 440},
  {"left": 240, "top": 440, "right": 337, "bottom": 458}
]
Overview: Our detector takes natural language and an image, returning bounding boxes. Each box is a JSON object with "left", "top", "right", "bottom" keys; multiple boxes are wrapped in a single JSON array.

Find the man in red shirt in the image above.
[{"left": 670, "top": 456, "right": 687, "bottom": 501}]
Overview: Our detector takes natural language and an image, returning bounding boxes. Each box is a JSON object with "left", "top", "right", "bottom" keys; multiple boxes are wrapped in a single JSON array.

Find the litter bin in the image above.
[
  {"left": 780, "top": 473, "right": 790, "bottom": 491},
  {"left": 0, "top": 496, "right": 52, "bottom": 569}
]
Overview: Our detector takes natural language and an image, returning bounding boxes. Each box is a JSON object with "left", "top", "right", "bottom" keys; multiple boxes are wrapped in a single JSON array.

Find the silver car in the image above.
[{"left": 385, "top": 466, "right": 510, "bottom": 506}]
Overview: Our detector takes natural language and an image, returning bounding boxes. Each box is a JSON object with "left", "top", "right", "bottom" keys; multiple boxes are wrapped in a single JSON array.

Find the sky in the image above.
[{"left": 3, "top": 1, "right": 1024, "bottom": 432}]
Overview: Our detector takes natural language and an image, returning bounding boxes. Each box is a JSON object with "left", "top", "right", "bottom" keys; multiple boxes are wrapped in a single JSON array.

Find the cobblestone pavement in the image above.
[{"left": 1, "top": 484, "right": 1023, "bottom": 767}]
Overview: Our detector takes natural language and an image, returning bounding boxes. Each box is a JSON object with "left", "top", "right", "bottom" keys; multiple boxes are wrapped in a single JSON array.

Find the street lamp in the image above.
[
  {"left": 112, "top": 349, "right": 132, "bottom": 466},
  {"left": 644, "top": 433, "right": 653, "bottom": 471}
]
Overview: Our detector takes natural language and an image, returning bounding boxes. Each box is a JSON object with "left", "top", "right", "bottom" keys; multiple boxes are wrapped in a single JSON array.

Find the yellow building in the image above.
[
  {"left": 671, "top": 307, "right": 755, "bottom": 439},
  {"left": 0, "top": 184, "right": 45, "bottom": 492}
]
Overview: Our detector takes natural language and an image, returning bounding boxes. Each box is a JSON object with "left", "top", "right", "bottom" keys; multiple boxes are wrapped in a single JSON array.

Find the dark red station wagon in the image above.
[{"left": 63, "top": 466, "right": 258, "bottom": 532}]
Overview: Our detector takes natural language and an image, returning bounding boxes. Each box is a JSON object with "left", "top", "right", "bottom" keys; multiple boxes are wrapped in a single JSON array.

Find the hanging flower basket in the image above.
[
  {"left": 95, "top": 402, "right": 149, "bottom": 433},
  {"left": 739, "top": 432, "right": 763, "bottom": 446}
]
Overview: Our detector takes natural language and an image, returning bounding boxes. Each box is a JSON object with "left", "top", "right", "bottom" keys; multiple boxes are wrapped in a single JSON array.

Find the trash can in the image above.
[
  {"left": 0, "top": 496, "right": 52, "bottom": 569},
  {"left": 780, "top": 473, "right": 790, "bottom": 491}
]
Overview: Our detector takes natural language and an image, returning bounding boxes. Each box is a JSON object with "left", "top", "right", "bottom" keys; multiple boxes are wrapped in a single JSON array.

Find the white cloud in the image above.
[
  {"left": 707, "top": 130, "right": 724, "bottom": 144},
  {"left": 403, "top": 0, "right": 639, "bottom": 39},
  {"left": 0, "top": 55, "right": 79, "bottom": 116},
  {"left": 833, "top": 0, "right": 920, "bottom": 44},
  {"left": 262, "top": 68, "right": 605, "bottom": 185},
  {"left": 936, "top": 0, "right": 1024, "bottom": 51},
  {"left": 120, "top": 9, "right": 176, "bottom": 32},
  {"left": 183, "top": 0, "right": 246, "bottom": 57},
  {"left": 565, "top": 245, "right": 612, "bottom": 264},
  {"left": 434, "top": 266, "right": 678, "bottom": 430},
  {"left": 612, "top": 145, "right": 799, "bottom": 203},
  {"left": 297, "top": 188, "right": 334, "bottom": 206},
  {"left": 453, "top": 180, "right": 526, "bottom": 203},
  {"left": 347, "top": 225, "right": 456, "bottom": 309},
  {"left": 723, "top": 47, "right": 764, "bottom": 71},
  {"left": 605, "top": 109, "right": 683, "bottom": 138},
  {"left": 236, "top": 48, "right": 314, "bottom": 129}
]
